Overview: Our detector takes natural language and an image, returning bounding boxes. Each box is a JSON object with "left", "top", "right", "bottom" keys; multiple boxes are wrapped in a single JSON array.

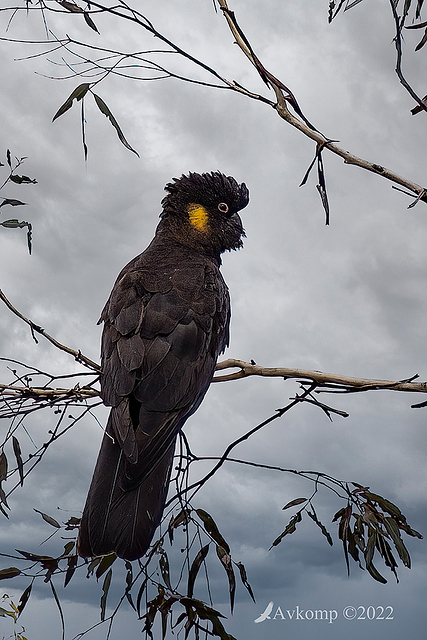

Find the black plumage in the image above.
[{"left": 77, "top": 171, "right": 249, "bottom": 561}]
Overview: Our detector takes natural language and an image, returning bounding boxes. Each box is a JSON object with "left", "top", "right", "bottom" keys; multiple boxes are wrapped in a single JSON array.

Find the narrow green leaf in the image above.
[
  {"left": 399, "top": 521, "right": 423, "bottom": 539},
  {"left": 181, "top": 598, "right": 231, "bottom": 640},
  {"left": 17, "top": 583, "right": 32, "bottom": 616},
  {"left": 306, "top": 509, "right": 333, "bottom": 546},
  {"left": 0, "top": 199, "right": 27, "bottom": 209},
  {"left": 344, "top": 0, "right": 365, "bottom": 10},
  {"left": 0, "top": 451, "right": 7, "bottom": 481},
  {"left": 0, "top": 485, "right": 9, "bottom": 511},
  {"left": 16, "top": 549, "right": 43, "bottom": 561},
  {"left": 1, "top": 219, "right": 20, "bottom": 228},
  {"left": 95, "top": 552, "right": 116, "bottom": 580},
  {"left": 124, "top": 561, "right": 136, "bottom": 611},
  {"left": 376, "top": 535, "right": 399, "bottom": 582},
  {"left": 282, "top": 497, "right": 307, "bottom": 510},
  {"left": 415, "top": 27, "right": 427, "bottom": 51},
  {"left": 86, "top": 556, "right": 101, "bottom": 577},
  {"left": 332, "top": 507, "right": 346, "bottom": 522},
  {"left": 61, "top": 541, "right": 75, "bottom": 557},
  {"left": 366, "top": 561, "right": 387, "bottom": 584},
  {"left": 403, "top": 0, "right": 412, "bottom": 18},
  {"left": 81, "top": 99, "right": 88, "bottom": 161},
  {"left": 64, "top": 554, "right": 78, "bottom": 588},
  {"left": 0, "top": 567, "right": 21, "bottom": 580},
  {"left": 93, "top": 93, "right": 139, "bottom": 156},
  {"left": 100, "top": 568, "right": 112, "bottom": 621},
  {"left": 329, "top": 0, "right": 346, "bottom": 22},
  {"left": 187, "top": 544, "right": 209, "bottom": 598},
  {"left": 168, "top": 509, "right": 191, "bottom": 544},
  {"left": 196, "top": 508, "right": 230, "bottom": 553},
  {"left": 346, "top": 527, "right": 360, "bottom": 564},
  {"left": 33, "top": 508, "right": 61, "bottom": 529},
  {"left": 26, "top": 222, "right": 32, "bottom": 255},
  {"left": 236, "top": 561, "right": 256, "bottom": 603},
  {"left": 353, "top": 515, "right": 365, "bottom": 551},
  {"left": 365, "top": 526, "right": 376, "bottom": 568},
  {"left": 216, "top": 546, "right": 235, "bottom": 612},
  {"left": 49, "top": 580, "right": 65, "bottom": 640},
  {"left": 83, "top": 11, "right": 99, "bottom": 33},
  {"left": 269, "top": 511, "right": 302, "bottom": 549},
  {"left": 9, "top": 174, "right": 37, "bottom": 184},
  {"left": 6, "top": 149, "right": 11, "bottom": 167},
  {"left": 364, "top": 491, "right": 402, "bottom": 518},
  {"left": 12, "top": 436, "right": 24, "bottom": 487},
  {"left": 383, "top": 517, "right": 411, "bottom": 568},
  {"left": 15, "top": 550, "right": 58, "bottom": 581},
  {"left": 136, "top": 575, "right": 149, "bottom": 618},
  {"left": 159, "top": 549, "right": 171, "bottom": 590},
  {"left": 60, "top": 0, "right": 83, "bottom": 13},
  {"left": 52, "top": 83, "right": 90, "bottom": 122}
]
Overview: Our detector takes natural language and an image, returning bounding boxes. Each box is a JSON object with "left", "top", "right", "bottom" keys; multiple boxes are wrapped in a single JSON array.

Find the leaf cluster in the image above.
[
  {"left": 0, "top": 506, "right": 255, "bottom": 640},
  {"left": 270, "top": 484, "right": 422, "bottom": 585},
  {"left": 329, "top": 0, "right": 425, "bottom": 23},
  {"left": 333, "top": 485, "right": 422, "bottom": 583},
  {"left": 0, "top": 150, "right": 35, "bottom": 253},
  {"left": 52, "top": 84, "right": 139, "bottom": 160}
]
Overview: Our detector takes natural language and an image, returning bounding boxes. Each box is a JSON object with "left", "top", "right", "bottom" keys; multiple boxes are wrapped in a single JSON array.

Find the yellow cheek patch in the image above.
[{"left": 188, "top": 203, "right": 209, "bottom": 232}]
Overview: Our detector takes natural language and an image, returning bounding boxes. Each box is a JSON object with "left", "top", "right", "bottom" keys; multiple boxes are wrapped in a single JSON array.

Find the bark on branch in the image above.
[
  {"left": 217, "top": 0, "right": 427, "bottom": 206},
  {"left": 214, "top": 358, "right": 427, "bottom": 395}
]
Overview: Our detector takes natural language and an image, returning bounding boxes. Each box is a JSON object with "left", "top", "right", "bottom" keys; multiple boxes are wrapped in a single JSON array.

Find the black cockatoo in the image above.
[{"left": 77, "top": 171, "right": 249, "bottom": 561}]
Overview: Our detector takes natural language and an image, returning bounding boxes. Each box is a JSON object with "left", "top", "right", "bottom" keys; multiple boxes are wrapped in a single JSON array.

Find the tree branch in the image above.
[
  {"left": 217, "top": 0, "right": 427, "bottom": 205},
  {"left": 214, "top": 358, "right": 427, "bottom": 395},
  {"left": 0, "top": 288, "right": 100, "bottom": 371},
  {"left": 2, "top": 1, "right": 427, "bottom": 205}
]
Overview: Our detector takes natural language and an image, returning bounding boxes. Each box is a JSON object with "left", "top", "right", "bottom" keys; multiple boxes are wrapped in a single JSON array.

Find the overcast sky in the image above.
[{"left": 1, "top": 1, "right": 426, "bottom": 639}]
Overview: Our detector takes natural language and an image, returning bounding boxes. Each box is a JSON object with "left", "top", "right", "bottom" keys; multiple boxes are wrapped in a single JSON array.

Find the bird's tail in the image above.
[{"left": 77, "top": 422, "right": 175, "bottom": 561}]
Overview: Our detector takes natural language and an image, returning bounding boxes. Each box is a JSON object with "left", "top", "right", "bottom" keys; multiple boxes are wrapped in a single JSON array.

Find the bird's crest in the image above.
[{"left": 161, "top": 171, "right": 249, "bottom": 216}]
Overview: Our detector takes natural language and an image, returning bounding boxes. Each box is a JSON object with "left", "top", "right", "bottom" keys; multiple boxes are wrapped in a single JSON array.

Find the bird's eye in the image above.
[{"left": 218, "top": 202, "right": 229, "bottom": 214}]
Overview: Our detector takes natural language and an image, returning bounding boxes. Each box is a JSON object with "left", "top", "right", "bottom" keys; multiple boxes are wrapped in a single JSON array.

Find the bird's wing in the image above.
[
  {"left": 78, "top": 253, "right": 230, "bottom": 559},
  {"left": 99, "top": 253, "right": 230, "bottom": 480}
]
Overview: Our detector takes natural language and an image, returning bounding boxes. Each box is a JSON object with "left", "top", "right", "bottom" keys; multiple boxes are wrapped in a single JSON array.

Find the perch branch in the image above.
[{"left": 214, "top": 358, "right": 427, "bottom": 394}]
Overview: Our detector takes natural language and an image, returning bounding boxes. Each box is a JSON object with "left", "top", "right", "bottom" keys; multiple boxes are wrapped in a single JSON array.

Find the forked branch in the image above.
[{"left": 1, "top": 1, "right": 426, "bottom": 210}]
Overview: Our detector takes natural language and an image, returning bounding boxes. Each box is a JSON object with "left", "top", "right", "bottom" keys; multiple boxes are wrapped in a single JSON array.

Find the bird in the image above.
[
  {"left": 77, "top": 171, "right": 249, "bottom": 561},
  {"left": 254, "top": 601, "right": 274, "bottom": 623}
]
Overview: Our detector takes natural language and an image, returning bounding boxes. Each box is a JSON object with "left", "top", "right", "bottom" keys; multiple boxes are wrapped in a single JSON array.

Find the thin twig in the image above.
[{"left": 0, "top": 288, "right": 100, "bottom": 371}]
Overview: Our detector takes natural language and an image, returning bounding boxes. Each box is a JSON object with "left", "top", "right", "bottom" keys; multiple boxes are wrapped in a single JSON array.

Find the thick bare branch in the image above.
[{"left": 214, "top": 358, "right": 427, "bottom": 394}]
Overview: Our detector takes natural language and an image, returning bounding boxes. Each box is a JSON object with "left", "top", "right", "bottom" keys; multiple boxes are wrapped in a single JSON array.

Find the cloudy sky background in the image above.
[{"left": 1, "top": 0, "right": 427, "bottom": 638}]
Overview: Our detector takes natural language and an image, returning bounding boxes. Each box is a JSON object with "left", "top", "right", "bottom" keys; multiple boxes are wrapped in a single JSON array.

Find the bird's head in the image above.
[{"left": 159, "top": 171, "right": 249, "bottom": 257}]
